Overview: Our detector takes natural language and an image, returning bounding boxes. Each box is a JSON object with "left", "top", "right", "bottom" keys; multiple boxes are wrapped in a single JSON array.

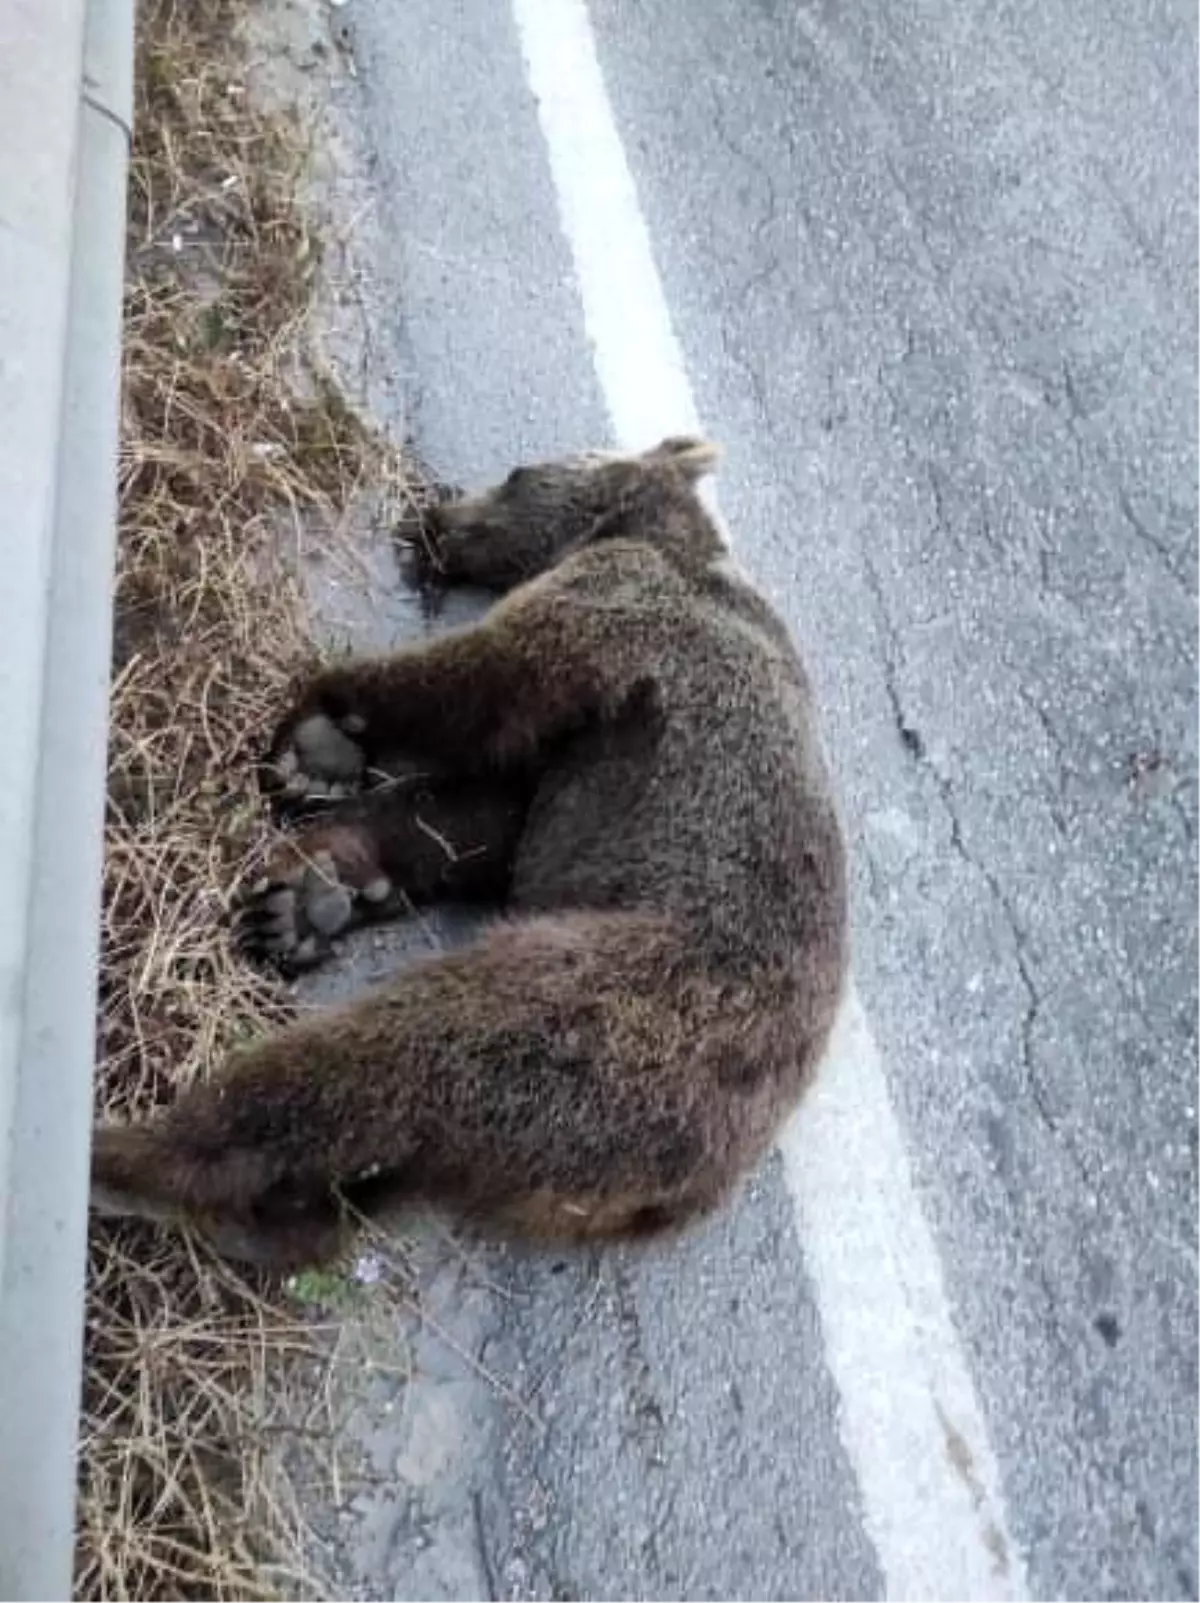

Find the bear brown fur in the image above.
[{"left": 90, "top": 438, "right": 849, "bottom": 1267}]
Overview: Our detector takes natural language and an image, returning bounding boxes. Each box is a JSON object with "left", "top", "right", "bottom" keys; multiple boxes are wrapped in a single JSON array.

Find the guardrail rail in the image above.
[{"left": 0, "top": 0, "right": 132, "bottom": 1594}]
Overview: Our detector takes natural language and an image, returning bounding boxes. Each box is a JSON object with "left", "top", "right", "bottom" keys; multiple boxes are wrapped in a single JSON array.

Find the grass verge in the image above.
[{"left": 80, "top": 0, "right": 414, "bottom": 1594}]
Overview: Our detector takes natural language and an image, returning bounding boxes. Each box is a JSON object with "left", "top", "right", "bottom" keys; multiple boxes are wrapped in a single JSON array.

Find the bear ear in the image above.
[{"left": 642, "top": 435, "right": 722, "bottom": 481}]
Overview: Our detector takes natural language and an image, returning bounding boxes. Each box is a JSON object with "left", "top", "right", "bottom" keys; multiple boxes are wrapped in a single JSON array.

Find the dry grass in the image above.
[{"left": 79, "top": 0, "right": 417, "bottom": 1594}]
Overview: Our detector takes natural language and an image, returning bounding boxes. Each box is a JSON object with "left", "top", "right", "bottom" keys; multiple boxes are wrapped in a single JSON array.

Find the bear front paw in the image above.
[{"left": 262, "top": 711, "right": 368, "bottom": 812}]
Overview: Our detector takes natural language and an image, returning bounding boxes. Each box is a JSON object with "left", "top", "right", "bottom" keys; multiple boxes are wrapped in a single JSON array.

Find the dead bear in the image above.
[{"left": 90, "top": 437, "right": 849, "bottom": 1267}]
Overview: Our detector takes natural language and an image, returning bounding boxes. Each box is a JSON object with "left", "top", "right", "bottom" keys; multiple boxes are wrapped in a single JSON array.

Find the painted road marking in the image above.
[{"left": 509, "top": 2, "right": 1028, "bottom": 1597}]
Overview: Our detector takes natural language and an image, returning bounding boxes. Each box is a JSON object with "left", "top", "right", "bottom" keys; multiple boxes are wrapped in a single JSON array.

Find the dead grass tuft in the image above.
[{"left": 79, "top": 0, "right": 416, "bottom": 1594}]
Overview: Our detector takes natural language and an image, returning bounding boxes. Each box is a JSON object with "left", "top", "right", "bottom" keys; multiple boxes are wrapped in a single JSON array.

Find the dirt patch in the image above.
[{"left": 80, "top": 0, "right": 430, "bottom": 1594}]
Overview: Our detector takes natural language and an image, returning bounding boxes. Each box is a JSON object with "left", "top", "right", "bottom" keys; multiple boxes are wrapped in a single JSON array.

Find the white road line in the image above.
[{"left": 509, "top": 2, "right": 1028, "bottom": 1598}]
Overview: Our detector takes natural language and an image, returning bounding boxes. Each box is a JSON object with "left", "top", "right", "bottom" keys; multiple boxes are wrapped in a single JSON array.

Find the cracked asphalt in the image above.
[{"left": 283, "top": 0, "right": 1197, "bottom": 1596}]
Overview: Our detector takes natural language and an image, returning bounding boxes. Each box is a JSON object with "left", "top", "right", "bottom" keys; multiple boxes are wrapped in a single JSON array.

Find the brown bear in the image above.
[{"left": 90, "top": 437, "right": 849, "bottom": 1267}]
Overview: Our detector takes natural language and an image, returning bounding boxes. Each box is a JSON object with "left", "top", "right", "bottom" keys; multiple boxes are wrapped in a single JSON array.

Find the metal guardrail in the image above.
[{"left": 0, "top": 0, "right": 132, "bottom": 1594}]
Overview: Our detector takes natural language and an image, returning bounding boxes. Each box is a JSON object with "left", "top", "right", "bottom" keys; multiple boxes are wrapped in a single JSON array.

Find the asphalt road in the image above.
[{"left": 288, "top": 0, "right": 1198, "bottom": 1597}]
